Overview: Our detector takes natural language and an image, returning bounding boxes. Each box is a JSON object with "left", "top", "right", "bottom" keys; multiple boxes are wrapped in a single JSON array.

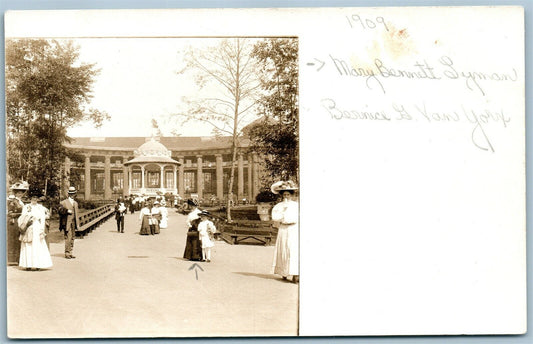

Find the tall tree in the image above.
[
  {"left": 248, "top": 38, "right": 299, "bottom": 187},
  {"left": 5, "top": 39, "right": 109, "bottom": 198},
  {"left": 172, "top": 38, "right": 261, "bottom": 221}
]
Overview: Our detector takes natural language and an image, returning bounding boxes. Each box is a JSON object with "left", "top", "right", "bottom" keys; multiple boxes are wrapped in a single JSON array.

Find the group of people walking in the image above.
[
  {"left": 139, "top": 199, "right": 169, "bottom": 234},
  {"left": 7, "top": 180, "right": 299, "bottom": 284}
]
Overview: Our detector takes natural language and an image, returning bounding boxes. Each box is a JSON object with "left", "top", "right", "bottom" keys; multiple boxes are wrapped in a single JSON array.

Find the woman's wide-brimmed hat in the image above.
[
  {"left": 270, "top": 180, "right": 298, "bottom": 194},
  {"left": 10, "top": 181, "right": 29, "bottom": 191},
  {"left": 187, "top": 199, "right": 199, "bottom": 207},
  {"left": 29, "top": 188, "right": 43, "bottom": 198},
  {"left": 67, "top": 186, "right": 77, "bottom": 194},
  {"left": 198, "top": 210, "right": 211, "bottom": 217}
]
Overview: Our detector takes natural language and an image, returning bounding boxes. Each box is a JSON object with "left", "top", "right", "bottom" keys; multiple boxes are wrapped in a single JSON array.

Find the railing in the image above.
[{"left": 76, "top": 204, "right": 115, "bottom": 237}]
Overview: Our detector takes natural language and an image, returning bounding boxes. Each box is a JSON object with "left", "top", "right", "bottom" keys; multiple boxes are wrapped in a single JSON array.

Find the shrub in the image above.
[{"left": 255, "top": 190, "right": 278, "bottom": 203}]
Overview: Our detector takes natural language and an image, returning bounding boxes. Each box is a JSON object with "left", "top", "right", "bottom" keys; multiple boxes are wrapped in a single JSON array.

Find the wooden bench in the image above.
[
  {"left": 75, "top": 204, "right": 115, "bottom": 237},
  {"left": 221, "top": 220, "right": 276, "bottom": 246}
]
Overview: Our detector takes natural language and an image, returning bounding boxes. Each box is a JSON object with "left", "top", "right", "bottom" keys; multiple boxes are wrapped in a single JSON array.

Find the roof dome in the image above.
[
  {"left": 134, "top": 138, "right": 171, "bottom": 158},
  {"left": 124, "top": 137, "right": 180, "bottom": 166}
]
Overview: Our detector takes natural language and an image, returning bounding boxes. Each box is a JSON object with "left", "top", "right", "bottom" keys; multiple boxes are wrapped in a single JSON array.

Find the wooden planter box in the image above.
[{"left": 256, "top": 202, "right": 273, "bottom": 221}]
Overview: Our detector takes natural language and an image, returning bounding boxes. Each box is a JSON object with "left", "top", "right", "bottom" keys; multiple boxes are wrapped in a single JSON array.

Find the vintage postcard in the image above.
[{"left": 4, "top": 6, "right": 526, "bottom": 338}]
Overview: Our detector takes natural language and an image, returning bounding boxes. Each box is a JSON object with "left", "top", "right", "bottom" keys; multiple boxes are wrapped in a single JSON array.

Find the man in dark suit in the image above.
[
  {"left": 115, "top": 198, "right": 126, "bottom": 233},
  {"left": 58, "top": 186, "right": 80, "bottom": 259}
]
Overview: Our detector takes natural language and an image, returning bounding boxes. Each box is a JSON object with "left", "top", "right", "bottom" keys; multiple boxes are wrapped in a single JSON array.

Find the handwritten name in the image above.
[{"left": 329, "top": 55, "right": 518, "bottom": 95}]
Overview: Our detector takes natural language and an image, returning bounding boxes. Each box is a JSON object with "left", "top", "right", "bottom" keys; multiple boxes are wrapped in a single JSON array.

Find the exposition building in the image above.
[{"left": 64, "top": 136, "right": 262, "bottom": 202}]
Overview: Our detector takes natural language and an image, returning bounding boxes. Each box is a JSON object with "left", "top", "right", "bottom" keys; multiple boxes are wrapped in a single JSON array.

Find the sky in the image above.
[{"left": 67, "top": 37, "right": 255, "bottom": 138}]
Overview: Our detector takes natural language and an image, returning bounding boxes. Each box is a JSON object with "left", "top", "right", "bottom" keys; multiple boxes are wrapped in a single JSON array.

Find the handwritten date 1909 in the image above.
[{"left": 346, "top": 14, "right": 389, "bottom": 31}]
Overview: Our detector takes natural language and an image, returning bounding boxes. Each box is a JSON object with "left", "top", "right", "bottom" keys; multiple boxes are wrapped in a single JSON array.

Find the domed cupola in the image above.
[
  {"left": 134, "top": 138, "right": 172, "bottom": 158},
  {"left": 124, "top": 137, "right": 180, "bottom": 166}
]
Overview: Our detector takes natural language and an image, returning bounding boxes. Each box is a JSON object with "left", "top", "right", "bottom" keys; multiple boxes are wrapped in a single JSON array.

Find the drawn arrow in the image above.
[
  {"left": 306, "top": 58, "right": 325, "bottom": 71},
  {"left": 188, "top": 263, "right": 204, "bottom": 280}
]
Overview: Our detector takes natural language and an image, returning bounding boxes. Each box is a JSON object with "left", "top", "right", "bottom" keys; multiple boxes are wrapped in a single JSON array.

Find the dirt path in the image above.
[{"left": 7, "top": 209, "right": 298, "bottom": 338}]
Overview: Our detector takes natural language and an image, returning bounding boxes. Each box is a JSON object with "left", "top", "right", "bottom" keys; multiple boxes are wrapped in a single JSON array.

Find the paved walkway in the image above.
[{"left": 7, "top": 209, "right": 298, "bottom": 338}]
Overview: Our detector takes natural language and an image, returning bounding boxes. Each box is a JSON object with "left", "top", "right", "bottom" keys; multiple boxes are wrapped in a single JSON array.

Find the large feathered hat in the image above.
[
  {"left": 270, "top": 180, "right": 298, "bottom": 194},
  {"left": 187, "top": 198, "right": 199, "bottom": 207},
  {"left": 198, "top": 210, "right": 211, "bottom": 217},
  {"left": 10, "top": 181, "right": 29, "bottom": 191}
]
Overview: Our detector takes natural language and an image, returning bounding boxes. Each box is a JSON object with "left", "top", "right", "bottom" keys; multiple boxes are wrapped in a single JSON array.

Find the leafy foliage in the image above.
[
  {"left": 5, "top": 39, "right": 109, "bottom": 197},
  {"left": 172, "top": 38, "right": 261, "bottom": 221},
  {"left": 173, "top": 38, "right": 261, "bottom": 138},
  {"left": 255, "top": 190, "right": 278, "bottom": 203},
  {"left": 249, "top": 38, "right": 299, "bottom": 187}
]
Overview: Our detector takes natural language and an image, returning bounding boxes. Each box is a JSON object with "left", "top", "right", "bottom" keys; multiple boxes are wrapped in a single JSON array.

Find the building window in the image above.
[
  {"left": 244, "top": 168, "right": 249, "bottom": 197},
  {"left": 93, "top": 172, "right": 105, "bottom": 193},
  {"left": 132, "top": 172, "right": 141, "bottom": 188},
  {"left": 184, "top": 172, "right": 196, "bottom": 193},
  {"left": 203, "top": 172, "right": 215, "bottom": 194},
  {"left": 75, "top": 173, "right": 85, "bottom": 192},
  {"left": 147, "top": 172, "right": 160, "bottom": 188},
  {"left": 165, "top": 171, "right": 174, "bottom": 188},
  {"left": 223, "top": 171, "right": 237, "bottom": 194},
  {"left": 112, "top": 172, "right": 124, "bottom": 189}
]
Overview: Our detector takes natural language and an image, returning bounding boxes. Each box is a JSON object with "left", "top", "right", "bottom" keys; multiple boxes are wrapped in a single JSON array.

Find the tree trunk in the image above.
[
  {"left": 226, "top": 143, "right": 238, "bottom": 222},
  {"left": 225, "top": 39, "right": 241, "bottom": 223}
]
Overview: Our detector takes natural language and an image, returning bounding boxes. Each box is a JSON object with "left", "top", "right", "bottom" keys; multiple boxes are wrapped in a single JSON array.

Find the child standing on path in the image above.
[{"left": 197, "top": 211, "right": 216, "bottom": 262}]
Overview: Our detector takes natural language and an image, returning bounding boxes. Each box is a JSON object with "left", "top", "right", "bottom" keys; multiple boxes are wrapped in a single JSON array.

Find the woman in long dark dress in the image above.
[{"left": 183, "top": 199, "right": 202, "bottom": 260}]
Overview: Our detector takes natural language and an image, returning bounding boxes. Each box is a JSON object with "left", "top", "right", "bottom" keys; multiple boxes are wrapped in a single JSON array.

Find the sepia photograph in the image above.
[
  {"left": 5, "top": 35, "right": 299, "bottom": 337},
  {"left": 4, "top": 5, "right": 528, "bottom": 340}
]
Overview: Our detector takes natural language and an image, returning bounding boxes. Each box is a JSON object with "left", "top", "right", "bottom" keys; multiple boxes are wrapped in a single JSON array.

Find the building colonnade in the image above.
[{"left": 64, "top": 150, "right": 261, "bottom": 201}]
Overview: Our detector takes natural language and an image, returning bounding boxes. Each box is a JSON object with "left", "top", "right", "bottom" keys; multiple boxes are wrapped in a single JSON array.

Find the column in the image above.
[
  {"left": 173, "top": 165, "right": 177, "bottom": 194},
  {"left": 122, "top": 157, "right": 129, "bottom": 198},
  {"left": 215, "top": 154, "right": 223, "bottom": 200},
  {"left": 84, "top": 155, "right": 91, "bottom": 200},
  {"left": 178, "top": 157, "right": 184, "bottom": 197},
  {"left": 160, "top": 165, "right": 165, "bottom": 192},
  {"left": 104, "top": 155, "right": 111, "bottom": 200},
  {"left": 247, "top": 153, "right": 253, "bottom": 199},
  {"left": 63, "top": 156, "right": 71, "bottom": 197},
  {"left": 237, "top": 153, "right": 244, "bottom": 200},
  {"left": 196, "top": 155, "right": 203, "bottom": 199},
  {"left": 252, "top": 153, "right": 259, "bottom": 198},
  {"left": 128, "top": 166, "right": 133, "bottom": 193},
  {"left": 141, "top": 165, "right": 145, "bottom": 190}
]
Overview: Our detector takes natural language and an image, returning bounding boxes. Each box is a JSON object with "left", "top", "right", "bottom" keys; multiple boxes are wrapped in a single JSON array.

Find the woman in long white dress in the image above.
[
  {"left": 159, "top": 204, "right": 168, "bottom": 229},
  {"left": 270, "top": 181, "right": 299, "bottom": 283},
  {"left": 18, "top": 195, "right": 53, "bottom": 270}
]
